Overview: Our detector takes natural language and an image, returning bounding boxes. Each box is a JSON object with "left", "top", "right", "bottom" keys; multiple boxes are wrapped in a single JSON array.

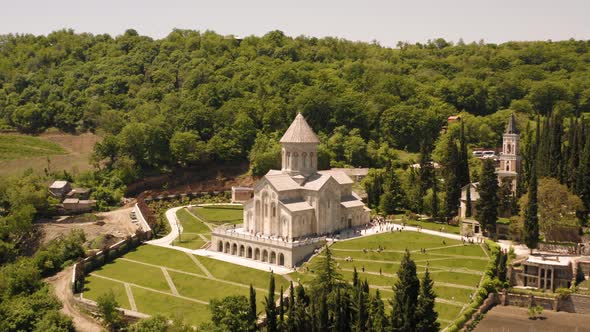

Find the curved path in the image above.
[
  {"left": 46, "top": 267, "right": 103, "bottom": 332},
  {"left": 146, "top": 205, "right": 293, "bottom": 275}
]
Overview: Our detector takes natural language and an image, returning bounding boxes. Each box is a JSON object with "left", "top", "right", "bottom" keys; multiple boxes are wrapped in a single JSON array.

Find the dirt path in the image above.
[{"left": 46, "top": 267, "right": 103, "bottom": 332}]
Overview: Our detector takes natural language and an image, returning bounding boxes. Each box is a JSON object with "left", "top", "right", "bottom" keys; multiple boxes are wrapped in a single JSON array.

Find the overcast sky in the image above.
[{"left": 1, "top": 0, "right": 588, "bottom": 47}]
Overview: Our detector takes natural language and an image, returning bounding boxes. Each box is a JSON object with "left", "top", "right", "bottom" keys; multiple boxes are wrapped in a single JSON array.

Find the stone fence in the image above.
[
  {"left": 499, "top": 290, "right": 590, "bottom": 314},
  {"left": 212, "top": 226, "right": 326, "bottom": 249},
  {"left": 70, "top": 205, "right": 152, "bottom": 321}
]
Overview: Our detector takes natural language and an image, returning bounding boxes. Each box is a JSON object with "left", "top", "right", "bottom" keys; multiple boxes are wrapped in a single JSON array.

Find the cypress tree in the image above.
[
  {"left": 287, "top": 282, "right": 295, "bottom": 332},
  {"left": 476, "top": 159, "right": 499, "bottom": 238},
  {"left": 444, "top": 136, "right": 461, "bottom": 219},
  {"left": 249, "top": 284, "right": 258, "bottom": 332},
  {"left": 416, "top": 269, "right": 439, "bottom": 332},
  {"left": 334, "top": 289, "right": 345, "bottom": 332},
  {"left": 523, "top": 162, "right": 540, "bottom": 254},
  {"left": 318, "top": 292, "right": 328, "bottom": 332},
  {"left": 294, "top": 284, "right": 308, "bottom": 332},
  {"left": 459, "top": 120, "right": 470, "bottom": 186},
  {"left": 352, "top": 266, "right": 359, "bottom": 288},
  {"left": 354, "top": 284, "right": 368, "bottom": 332},
  {"left": 265, "top": 272, "right": 277, "bottom": 332},
  {"left": 418, "top": 142, "right": 434, "bottom": 214},
  {"left": 498, "top": 250, "right": 508, "bottom": 282},
  {"left": 431, "top": 176, "right": 439, "bottom": 221},
  {"left": 549, "top": 114, "right": 563, "bottom": 179},
  {"left": 390, "top": 250, "right": 420, "bottom": 332},
  {"left": 577, "top": 124, "right": 590, "bottom": 212},
  {"left": 370, "top": 290, "right": 387, "bottom": 332},
  {"left": 279, "top": 286, "right": 284, "bottom": 331}
]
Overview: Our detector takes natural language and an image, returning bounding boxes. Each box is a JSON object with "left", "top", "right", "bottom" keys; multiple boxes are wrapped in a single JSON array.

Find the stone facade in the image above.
[{"left": 211, "top": 113, "right": 370, "bottom": 267}]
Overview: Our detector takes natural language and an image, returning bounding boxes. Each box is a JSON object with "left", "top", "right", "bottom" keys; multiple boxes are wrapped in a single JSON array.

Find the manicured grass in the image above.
[
  {"left": 131, "top": 286, "right": 211, "bottom": 326},
  {"left": 196, "top": 254, "right": 289, "bottom": 290},
  {"left": 435, "top": 302, "right": 464, "bottom": 322},
  {"left": 403, "top": 220, "right": 461, "bottom": 234},
  {"left": 332, "top": 232, "right": 462, "bottom": 251},
  {"left": 82, "top": 276, "right": 130, "bottom": 309},
  {"left": 170, "top": 271, "right": 250, "bottom": 301},
  {"left": 122, "top": 245, "right": 206, "bottom": 276},
  {"left": 190, "top": 205, "right": 243, "bottom": 224},
  {"left": 172, "top": 236, "right": 207, "bottom": 249},
  {"left": 291, "top": 232, "right": 489, "bottom": 330},
  {"left": 92, "top": 259, "right": 170, "bottom": 291},
  {"left": 0, "top": 134, "right": 65, "bottom": 161},
  {"left": 177, "top": 208, "right": 211, "bottom": 233}
]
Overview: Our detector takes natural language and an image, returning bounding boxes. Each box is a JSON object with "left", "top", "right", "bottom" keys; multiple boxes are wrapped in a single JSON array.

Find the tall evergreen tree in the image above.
[
  {"left": 310, "top": 246, "right": 343, "bottom": 295},
  {"left": 279, "top": 286, "right": 284, "bottom": 331},
  {"left": 318, "top": 292, "right": 328, "bottom": 332},
  {"left": 294, "top": 285, "right": 308, "bottom": 332},
  {"left": 418, "top": 142, "right": 434, "bottom": 214},
  {"left": 287, "top": 282, "right": 295, "bottom": 332},
  {"left": 443, "top": 135, "right": 461, "bottom": 219},
  {"left": 477, "top": 159, "right": 499, "bottom": 238},
  {"left": 265, "top": 272, "right": 277, "bottom": 332},
  {"left": 458, "top": 121, "right": 470, "bottom": 186},
  {"left": 249, "top": 284, "right": 258, "bottom": 332},
  {"left": 370, "top": 290, "right": 387, "bottom": 332},
  {"left": 390, "top": 250, "right": 420, "bottom": 332},
  {"left": 354, "top": 284, "right": 368, "bottom": 332},
  {"left": 523, "top": 162, "right": 540, "bottom": 254},
  {"left": 578, "top": 123, "right": 590, "bottom": 211},
  {"left": 431, "top": 176, "right": 439, "bottom": 221},
  {"left": 549, "top": 114, "right": 563, "bottom": 179},
  {"left": 416, "top": 269, "right": 439, "bottom": 332}
]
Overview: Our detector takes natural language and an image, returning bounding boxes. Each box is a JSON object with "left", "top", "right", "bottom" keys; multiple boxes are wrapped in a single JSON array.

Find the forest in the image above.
[{"left": 1, "top": 29, "right": 589, "bottom": 179}]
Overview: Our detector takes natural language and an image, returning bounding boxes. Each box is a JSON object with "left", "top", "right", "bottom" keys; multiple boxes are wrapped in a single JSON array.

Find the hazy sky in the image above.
[{"left": 1, "top": 0, "right": 588, "bottom": 47}]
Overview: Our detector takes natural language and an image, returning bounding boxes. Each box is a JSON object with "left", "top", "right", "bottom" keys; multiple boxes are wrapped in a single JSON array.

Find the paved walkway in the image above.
[
  {"left": 146, "top": 206, "right": 294, "bottom": 275},
  {"left": 124, "top": 283, "right": 138, "bottom": 311},
  {"left": 161, "top": 267, "right": 179, "bottom": 295}
]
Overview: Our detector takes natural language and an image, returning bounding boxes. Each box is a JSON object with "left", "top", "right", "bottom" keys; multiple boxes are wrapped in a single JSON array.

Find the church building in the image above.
[{"left": 210, "top": 113, "right": 370, "bottom": 267}]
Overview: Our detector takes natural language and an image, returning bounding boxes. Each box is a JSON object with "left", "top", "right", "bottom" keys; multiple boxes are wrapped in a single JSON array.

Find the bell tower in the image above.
[
  {"left": 498, "top": 113, "right": 521, "bottom": 191},
  {"left": 279, "top": 113, "right": 319, "bottom": 177}
]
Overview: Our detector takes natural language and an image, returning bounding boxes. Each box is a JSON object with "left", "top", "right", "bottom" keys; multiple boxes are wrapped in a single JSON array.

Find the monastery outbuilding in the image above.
[{"left": 211, "top": 113, "right": 370, "bottom": 267}]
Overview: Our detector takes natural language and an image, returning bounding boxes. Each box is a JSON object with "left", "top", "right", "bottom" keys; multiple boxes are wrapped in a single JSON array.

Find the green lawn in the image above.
[
  {"left": 83, "top": 276, "right": 130, "bottom": 310},
  {"left": 82, "top": 244, "right": 288, "bottom": 327},
  {"left": 82, "top": 231, "right": 486, "bottom": 329},
  {"left": 123, "top": 245, "right": 207, "bottom": 275},
  {"left": 291, "top": 231, "right": 489, "bottom": 328},
  {"left": 91, "top": 259, "right": 170, "bottom": 291},
  {"left": 177, "top": 208, "right": 211, "bottom": 233},
  {"left": 196, "top": 254, "right": 290, "bottom": 290},
  {"left": 402, "top": 220, "right": 461, "bottom": 235},
  {"left": 190, "top": 205, "right": 243, "bottom": 224},
  {"left": 0, "top": 134, "right": 65, "bottom": 161},
  {"left": 174, "top": 208, "right": 211, "bottom": 249},
  {"left": 132, "top": 286, "right": 211, "bottom": 326}
]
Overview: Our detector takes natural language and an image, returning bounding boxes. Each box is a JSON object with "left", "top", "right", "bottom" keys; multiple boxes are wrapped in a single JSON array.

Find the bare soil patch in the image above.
[
  {"left": 474, "top": 305, "right": 590, "bottom": 331},
  {"left": 37, "top": 207, "right": 139, "bottom": 248},
  {"left": 0, "top": 132, "right": 100, "bottom": 176}
]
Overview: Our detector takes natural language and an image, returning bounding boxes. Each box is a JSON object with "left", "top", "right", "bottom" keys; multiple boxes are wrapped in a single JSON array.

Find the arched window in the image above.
[
  {"left": 507, "top": 144, "right": 511, "bottom": 154},
  {"left": 271, "top": 203, "right": 276, "bottom": 217},
  {"left": 286, "top": 152, "right": 291, "bottom": 168},
  {"left": 302, "top": 152, "right": 307, "bottom": 167},
  {"left": 309, "top": 152, "right": 314, "bottom": 167},
  {"left": 506, "top": 163, "right": 510, "bottom": 171},
  {"left": 293, "top": 152, "right": 298, "bottom": 168}
]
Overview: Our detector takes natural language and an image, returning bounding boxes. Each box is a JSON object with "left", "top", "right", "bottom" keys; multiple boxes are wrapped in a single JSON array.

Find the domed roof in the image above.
[{"left": 279, "top": 113, "right": 320, "bottom": 144}]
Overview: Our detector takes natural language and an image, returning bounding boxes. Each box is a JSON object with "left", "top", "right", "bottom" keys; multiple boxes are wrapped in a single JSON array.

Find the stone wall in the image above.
[{"left": 500, "top": 290, "right": 590, "bottom": 314}]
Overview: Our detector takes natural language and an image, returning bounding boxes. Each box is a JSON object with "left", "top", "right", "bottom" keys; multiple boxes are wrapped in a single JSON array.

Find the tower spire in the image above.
[{"left": 505, "top": 113, "right": 519, "bottom": 134}]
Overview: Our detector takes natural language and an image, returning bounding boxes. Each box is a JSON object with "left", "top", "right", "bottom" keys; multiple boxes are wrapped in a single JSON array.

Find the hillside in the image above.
[{"left": 0, "top": 30, "right": 589, "bottom": 177}]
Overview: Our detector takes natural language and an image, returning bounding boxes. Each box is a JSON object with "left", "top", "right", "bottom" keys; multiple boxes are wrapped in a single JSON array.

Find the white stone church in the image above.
[{"left": 211, "top": 113, "right": 370, "bottom": 267}]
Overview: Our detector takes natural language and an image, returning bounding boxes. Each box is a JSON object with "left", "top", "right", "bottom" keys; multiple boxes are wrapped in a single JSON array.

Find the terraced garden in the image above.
[
  {"left": 172, "top": 205, "right": 243, "bottom": 250},
  {"left": 293, "top": 232, "right": 490, "bottom": 329},
  {"left": 83, "top": 207, "right": 488, "bottom": 329},
  {"left": 82, "top": 245, "right": 290, "bottom": 326}
]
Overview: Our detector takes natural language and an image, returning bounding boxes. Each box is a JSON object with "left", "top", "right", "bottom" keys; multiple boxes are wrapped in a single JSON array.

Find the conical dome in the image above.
[
  {"left": 280, "top": 113, "right": 320, "bottom": 144},
  {"left": 505, "top": 113, "right": 519, "bottom": 134}
]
